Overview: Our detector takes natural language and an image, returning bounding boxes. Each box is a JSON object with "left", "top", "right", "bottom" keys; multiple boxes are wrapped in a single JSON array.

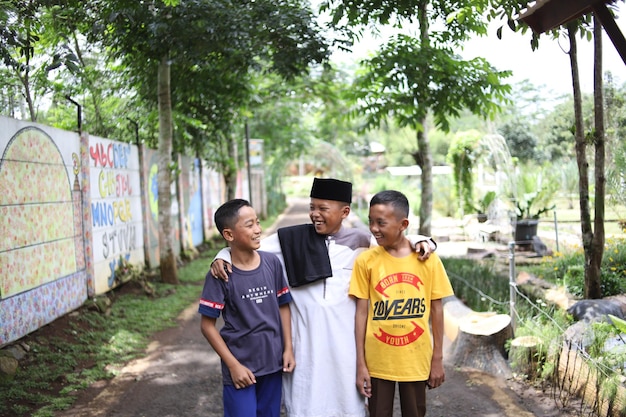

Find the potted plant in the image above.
[
  {"left": 473, "top": 191, "right": 496, "bottom": 223},
  {"left": 510, "top": 170, "right": 558, "bottom": 243}
]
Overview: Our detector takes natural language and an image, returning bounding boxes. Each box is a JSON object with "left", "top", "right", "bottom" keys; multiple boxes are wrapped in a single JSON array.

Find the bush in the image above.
[
  {"left": 529, "top": 237, "right": 626, "bottom": 298},
  {"left": 442, "top": 258, "right": 509, "bottom": 313}
]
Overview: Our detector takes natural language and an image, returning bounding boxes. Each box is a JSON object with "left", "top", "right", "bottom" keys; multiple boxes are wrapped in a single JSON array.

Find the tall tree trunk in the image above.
[
  {"left": 72, "top": 31, "right": 104, "bottom": 133},
  {"left": 588, "top": 15, "right": 606, "bottom": 298},
  {"left": 157, "top": 55, "right": 179, "bottom": 284},
  {"left": 17, "top": 64, "right": 36, "bottom": 121},
  {"left": 416, "top": 0, "right": 432, "bottom": 236},
  {"left": 417, "top": 127, "right": 433, "bottom": 236},
  {"left": 226, "top": 134, "right": 239, "bottom": 201},
  {"left": 568, "top": 23, "right": 597, "bottom": 299}
]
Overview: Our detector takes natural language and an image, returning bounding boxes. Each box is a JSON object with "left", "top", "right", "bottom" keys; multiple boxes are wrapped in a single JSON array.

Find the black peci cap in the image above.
[{"left": 309, "top": 178, "right": 352, "bottom": 204}]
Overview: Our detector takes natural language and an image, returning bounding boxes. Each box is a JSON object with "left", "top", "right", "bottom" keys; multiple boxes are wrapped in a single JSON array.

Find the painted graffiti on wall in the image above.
[
  {"left": 202, "top": 160, "right": 224, "bottom": 238},
  {"left": 180, "top": 156, "right": 204, "bottom": 250},
  {"left": 0, "top": 127, "right": 81, "bottom": 297},
  {"left": 141, "top": 148, "right": 160, "bottom": 268},
  {"left": 0, "top": 115, "right": 257, "bottom": 346},
  {"left": 88, "top": 136, "right": 145, "bottom": 294},
  {"left": 0, "top": 118, "right": 87, "bottom": 345}
]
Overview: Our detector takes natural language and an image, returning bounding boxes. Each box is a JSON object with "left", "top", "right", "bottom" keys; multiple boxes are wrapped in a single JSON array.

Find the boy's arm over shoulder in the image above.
[
  {"left": 214, "top": 247, "right": 232, "bottom": 263},
  {"left": 210, "top": 247, "right": 232, "bottom": 280},
  {"left": 406, "top": 234, "right": 437, "bottom": 261}
]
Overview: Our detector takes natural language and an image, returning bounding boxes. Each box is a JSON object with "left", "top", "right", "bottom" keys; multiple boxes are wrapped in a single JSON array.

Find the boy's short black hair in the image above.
[
  {"left": 370, "top": 190, "right": 409, "bottom": 218},
  {"left": 214, "top": 199, "right": 252, "bottom": 236}
]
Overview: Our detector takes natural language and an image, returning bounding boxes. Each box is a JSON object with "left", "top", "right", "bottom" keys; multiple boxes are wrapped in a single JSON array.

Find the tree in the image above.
[
  {"left": 497, "top": 118, "right": 540, "bottom": 163},
  {"left": 86, "top": 0, "right": 329, "bottom": 283},
  {"left": 324, "top": 0, "right": 511, "bottom": 235},
  {"left": 0, "top": 0, "right": 79, "bottom": 121},
  {"left": 534, "top": 96, "right": 593, "bottom": 161},
  {"left": 564, "top": 17, "right": 605, "bottom": 299},
  {"left": 588, "top": 16, "right": 606, "bottom": 299},
  {"left": 446, "top": 130, "right": 482, "bottom": 216},
  {"left": 489, "top": 0, "right": 617, "bottom": 299}
]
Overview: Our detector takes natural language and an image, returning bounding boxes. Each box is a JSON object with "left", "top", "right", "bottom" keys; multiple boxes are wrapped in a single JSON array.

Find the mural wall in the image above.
[
  {"left": 180, "top": 156, "right": 203, "bottom": 251},
  {"left": 202, "top": 161, "right": 224, "bottom": 238},
  {"left": 0, "top": 116, "right": 255, "bottom": 346},
  {"left": 0, "top": 118, "right": 87, "bottom": 345},
  {"left": 141, "top": 147, "right": 161, "bottom": 269},
  {"left": 87, "top": 135, "right": 145, "bottom": 295}
]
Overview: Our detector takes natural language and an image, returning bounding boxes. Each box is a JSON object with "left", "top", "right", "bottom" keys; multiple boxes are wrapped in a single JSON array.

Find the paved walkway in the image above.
[{"left": 55, "top": 198, "right": 570, "bottom": 417}]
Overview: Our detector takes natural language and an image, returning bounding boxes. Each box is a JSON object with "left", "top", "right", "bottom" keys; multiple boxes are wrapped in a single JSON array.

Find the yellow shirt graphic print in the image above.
[{"left": 373, "top": 272, "right": 426, "bottom": 347}]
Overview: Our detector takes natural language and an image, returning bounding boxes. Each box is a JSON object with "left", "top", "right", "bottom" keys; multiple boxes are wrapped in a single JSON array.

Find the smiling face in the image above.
[
  {"left": 368, "top": 203, "right": 408, "bottom": 249},
  {"left": 225, "top": 205, "right": 262, "bottom": 251},
  {"left": 309, "top": 198, "right": 350, "bottom": 236}
]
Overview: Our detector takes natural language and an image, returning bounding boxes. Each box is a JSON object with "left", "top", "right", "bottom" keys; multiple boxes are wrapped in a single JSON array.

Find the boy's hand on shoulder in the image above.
[
  {"left": 415, "top": 240, "right": 432, "bottom": 261},
  {"left": 229, "top": 363, "right": 256, "bottom": 389},
  {"left": 406, "top": 235, "right": 437, "bottom": 261},
  {"left": 211, "top": 259, "right": 231, "bottom": 281}
]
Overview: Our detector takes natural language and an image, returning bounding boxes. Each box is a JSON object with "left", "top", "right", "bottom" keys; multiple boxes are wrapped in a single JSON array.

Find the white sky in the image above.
[
  {"left": 325, "top": 5, "right": 625, "bottom": 96},
  {"left": 461, "top": 16, "right": 625, "bottom": 95}
]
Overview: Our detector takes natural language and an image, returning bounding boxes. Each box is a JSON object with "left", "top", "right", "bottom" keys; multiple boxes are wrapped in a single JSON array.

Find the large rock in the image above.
[
  {"left": 567, "top": 299, "right": 625, "bottom": 322},
  {"left": 0, "top": 354, "right": 18, "bottom": 381}
]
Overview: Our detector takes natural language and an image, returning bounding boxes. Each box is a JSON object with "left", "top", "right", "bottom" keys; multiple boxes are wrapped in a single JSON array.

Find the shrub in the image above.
[
  {"left": 529, "top": 237, "right": 626, "bottom": 298},
  {"left": 442, "top": 258, "right": 509, "bottom": 313}
]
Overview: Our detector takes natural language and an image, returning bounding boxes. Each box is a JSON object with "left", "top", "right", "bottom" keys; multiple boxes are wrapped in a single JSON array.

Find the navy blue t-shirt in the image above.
[{"left": 198, "top": 251, "right": 292, "bottom": 385}]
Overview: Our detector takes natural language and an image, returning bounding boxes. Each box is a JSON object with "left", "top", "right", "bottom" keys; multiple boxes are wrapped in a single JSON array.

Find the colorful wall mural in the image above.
[
  {"left": 0, "top": 118, "right": 87, "bottom": 345},
  {"left": 202, "top": 161, "right": 224, "bottom": 238},
  {"left": 141, "top": 147, "right": 161, "bottom": 269},
  {"left": 87, "top": 135, "right": 145, "bottom": 295},
  {"left": 0, "top": 116, "right": 255, "bottom": 347},
  {"left": 180, "top": 156, "right": 203, "bottom": 250}
]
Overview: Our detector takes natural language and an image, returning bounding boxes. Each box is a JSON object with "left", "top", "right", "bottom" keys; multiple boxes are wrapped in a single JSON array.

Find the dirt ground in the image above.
[{"left": 46, "top": 298, "right": 585, "bottom": 417}]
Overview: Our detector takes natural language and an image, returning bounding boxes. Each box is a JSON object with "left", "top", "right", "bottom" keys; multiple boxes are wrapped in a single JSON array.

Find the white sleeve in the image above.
[
  {"left": 406, "top": 234, "right": 437, "bottom": 251},
  {"left": 259, "top": 232, "right": 282, "bottom": 257},
  {"left": 212, "top": 232, "right": 282, "bottom": 265},
  {"left": 213, "top": 247, "right": 232, "bottom": 264}
]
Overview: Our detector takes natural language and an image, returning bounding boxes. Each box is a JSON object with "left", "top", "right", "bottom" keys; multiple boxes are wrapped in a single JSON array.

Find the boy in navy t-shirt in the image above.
[{"left": 199, "top": 199, "right": 294, "bottom": 417}]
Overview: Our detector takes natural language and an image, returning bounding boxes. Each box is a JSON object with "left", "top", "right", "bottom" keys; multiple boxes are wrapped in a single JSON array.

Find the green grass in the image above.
[
  {"left": 442, "top": 258, "right": 510, "bottom": 314},
  {"left": 0, "top": 245, "right": 219, "bottom": 417}
]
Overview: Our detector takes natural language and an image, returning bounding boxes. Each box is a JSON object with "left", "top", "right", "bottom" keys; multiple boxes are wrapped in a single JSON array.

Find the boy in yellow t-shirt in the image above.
[{"left": 349, "top": 190, "right": 454, "bottom": 417}]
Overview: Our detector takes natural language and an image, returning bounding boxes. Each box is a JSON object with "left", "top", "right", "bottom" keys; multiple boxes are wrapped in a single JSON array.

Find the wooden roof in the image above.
[{"left": 519, "top": 0, "right": 626, "bottom": 65}]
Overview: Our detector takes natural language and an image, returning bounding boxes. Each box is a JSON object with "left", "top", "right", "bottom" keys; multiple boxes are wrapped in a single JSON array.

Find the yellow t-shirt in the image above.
[{"left": 349, "top": 247, "right": 454, "bottom": 381}]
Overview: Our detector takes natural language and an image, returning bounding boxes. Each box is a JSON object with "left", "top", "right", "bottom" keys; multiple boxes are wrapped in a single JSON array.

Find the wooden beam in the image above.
[
  {"left": 519, "top": 0, "right": 595, "bottom": 33},
  {"left": 518, "top": 0, "right": 625, "bottom": 67},
  {"left": 592, "top": 3, "right": 626, "bottom": 65}
]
